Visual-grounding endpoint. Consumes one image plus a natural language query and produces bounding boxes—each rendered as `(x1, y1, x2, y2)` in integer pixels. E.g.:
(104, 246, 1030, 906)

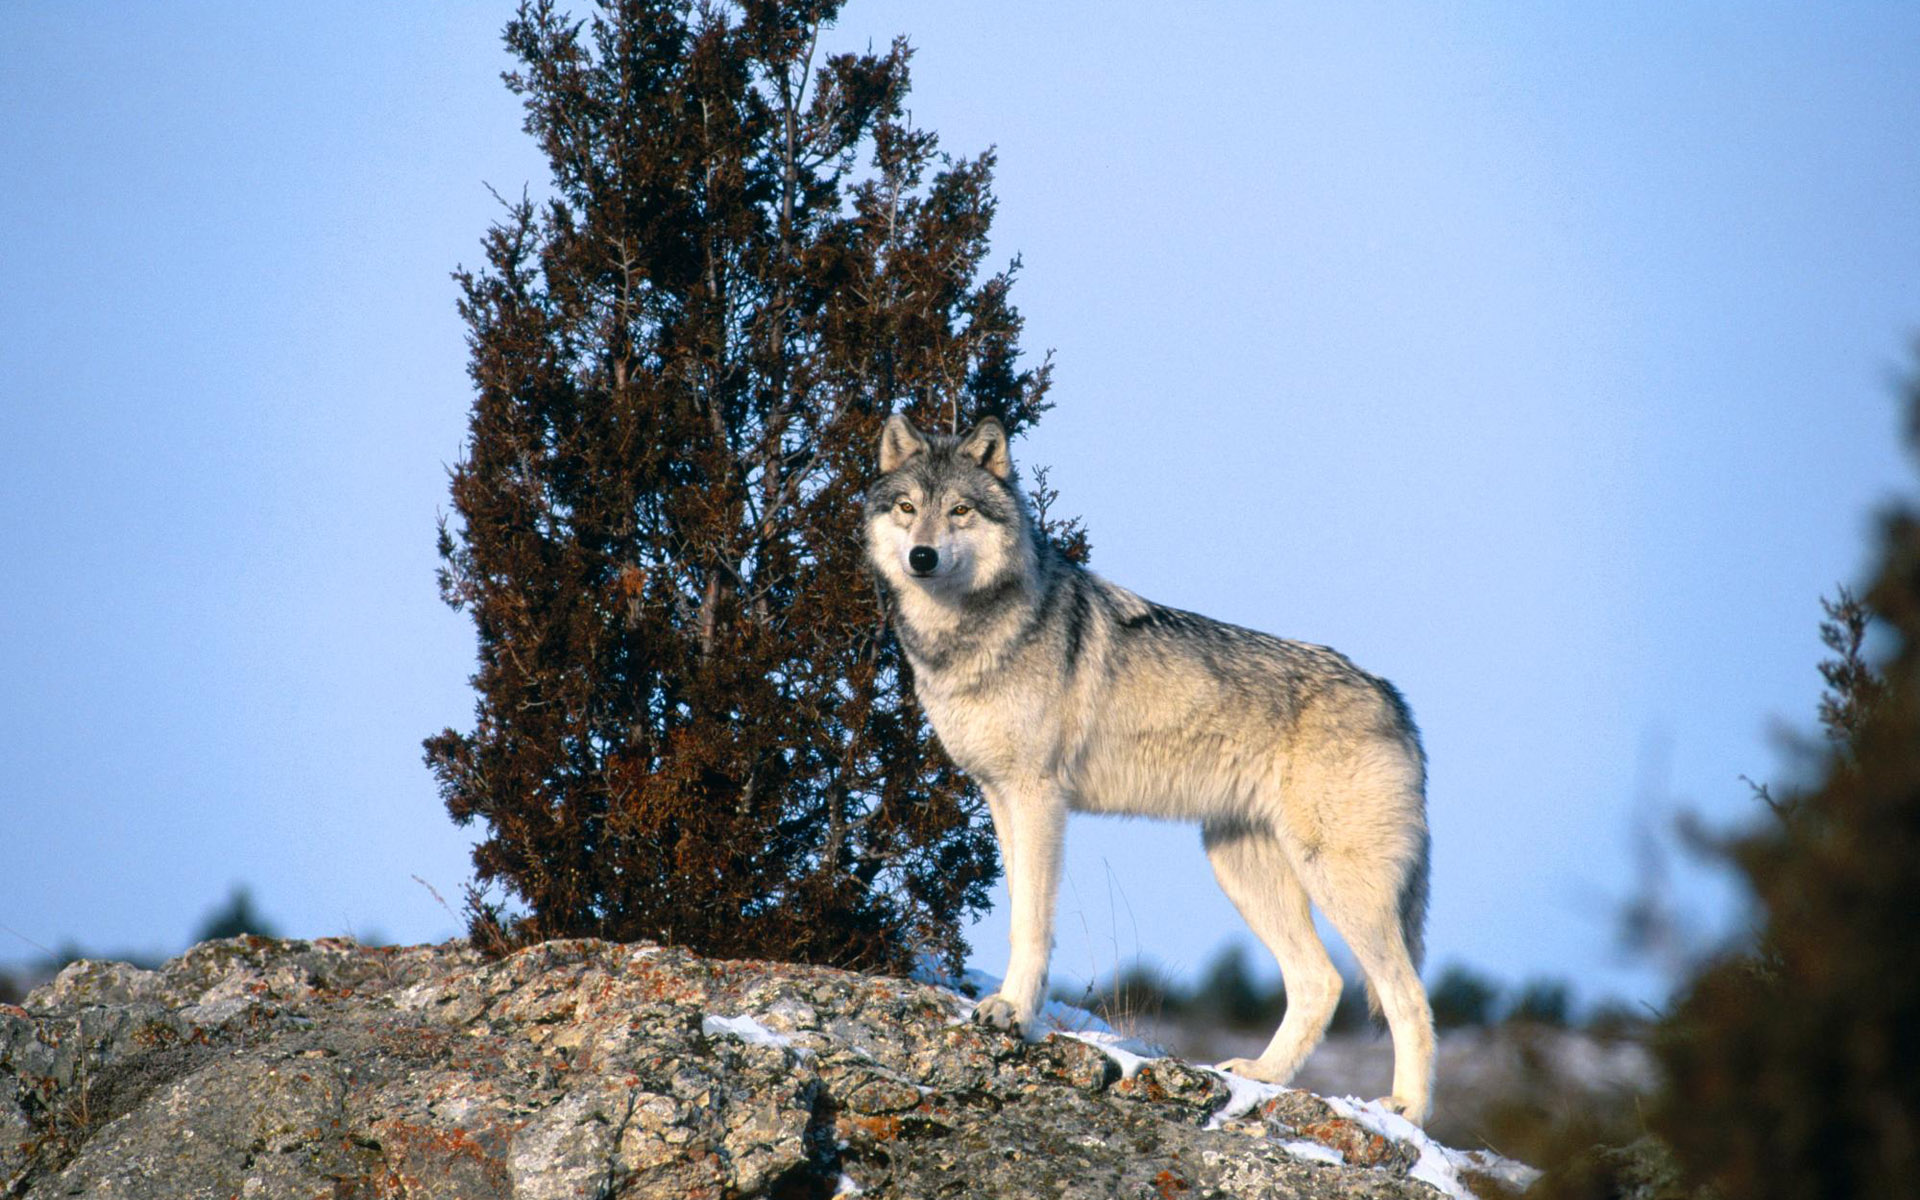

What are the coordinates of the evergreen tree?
(1653, 351, 1920, 1197)
(425, 0, 1073, 972)
(1427, 963, 1501, 1030)
(1191, 943, 1283, 1031)
(193, 886, 279, 943)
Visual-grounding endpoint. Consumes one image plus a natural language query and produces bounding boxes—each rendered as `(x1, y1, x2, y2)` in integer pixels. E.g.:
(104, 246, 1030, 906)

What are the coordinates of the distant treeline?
(1059, 944, 1634, 1035)
(0, 885, 280, 1006)
(5, 884, 1618, 1038)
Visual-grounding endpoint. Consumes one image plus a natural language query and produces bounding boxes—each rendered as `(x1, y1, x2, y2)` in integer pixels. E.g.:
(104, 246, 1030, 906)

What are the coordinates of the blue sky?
(3, 3, 1916, 1013)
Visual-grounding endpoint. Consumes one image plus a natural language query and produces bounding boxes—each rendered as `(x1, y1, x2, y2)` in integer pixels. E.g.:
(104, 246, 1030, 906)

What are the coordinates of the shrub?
(1652, 352, 1920, 1197)
(426, 0, 1073, 973)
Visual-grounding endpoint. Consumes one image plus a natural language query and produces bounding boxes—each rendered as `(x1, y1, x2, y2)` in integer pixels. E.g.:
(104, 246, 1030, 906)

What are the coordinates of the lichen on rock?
(1, 937, 1527, 1197)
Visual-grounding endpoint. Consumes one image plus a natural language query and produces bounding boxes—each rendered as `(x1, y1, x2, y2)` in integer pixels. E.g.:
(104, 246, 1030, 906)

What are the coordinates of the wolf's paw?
(1216, 1056, 1288, 1083)
(1371, 1095, 1428, 1127)
(971, 993, 1025, 1034)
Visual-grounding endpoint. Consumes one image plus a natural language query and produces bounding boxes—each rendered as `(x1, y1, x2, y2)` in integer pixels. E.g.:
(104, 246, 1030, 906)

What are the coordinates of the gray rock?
(1, 937, 1521, 1197)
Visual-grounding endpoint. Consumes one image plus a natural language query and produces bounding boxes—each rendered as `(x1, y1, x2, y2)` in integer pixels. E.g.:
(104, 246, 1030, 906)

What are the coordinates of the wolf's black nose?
(908, 546, 938, 574)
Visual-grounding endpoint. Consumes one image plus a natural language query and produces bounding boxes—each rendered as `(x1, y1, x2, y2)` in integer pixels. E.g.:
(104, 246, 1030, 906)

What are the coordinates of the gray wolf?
(863, 414, 1436, 1123)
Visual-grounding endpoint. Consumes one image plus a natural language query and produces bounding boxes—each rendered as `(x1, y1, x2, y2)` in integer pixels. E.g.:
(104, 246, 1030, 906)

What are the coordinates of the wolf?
(862, 414, 1436, 1122)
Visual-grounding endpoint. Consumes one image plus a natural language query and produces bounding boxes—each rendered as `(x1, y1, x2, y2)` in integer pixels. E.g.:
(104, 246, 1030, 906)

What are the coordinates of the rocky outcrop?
(0, 938, 1530, 1198)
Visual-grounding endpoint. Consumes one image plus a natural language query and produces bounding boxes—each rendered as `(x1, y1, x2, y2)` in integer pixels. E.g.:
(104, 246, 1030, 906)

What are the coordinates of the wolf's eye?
(896, 499, 915, 515)
(951, 504, 971, 517)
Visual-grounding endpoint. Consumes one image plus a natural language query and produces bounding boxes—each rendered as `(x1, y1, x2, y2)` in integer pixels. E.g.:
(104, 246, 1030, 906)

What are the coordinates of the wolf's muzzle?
(908, 546, 939, 575)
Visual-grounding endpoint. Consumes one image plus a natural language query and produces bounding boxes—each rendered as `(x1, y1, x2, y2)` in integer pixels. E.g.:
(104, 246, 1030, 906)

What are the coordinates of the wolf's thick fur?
(863, 415, 1437, 1122)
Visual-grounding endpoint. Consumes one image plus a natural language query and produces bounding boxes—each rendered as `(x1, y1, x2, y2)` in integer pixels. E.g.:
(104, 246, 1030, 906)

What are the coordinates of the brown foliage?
(1647, 349, 1920, 1198)
(426, 0, 1073, 974)
(1514, 351, 1920, 1200)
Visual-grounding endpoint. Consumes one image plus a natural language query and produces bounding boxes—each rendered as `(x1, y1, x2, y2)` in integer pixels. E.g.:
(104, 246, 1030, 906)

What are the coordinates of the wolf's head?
(863, 414, 1032, 600)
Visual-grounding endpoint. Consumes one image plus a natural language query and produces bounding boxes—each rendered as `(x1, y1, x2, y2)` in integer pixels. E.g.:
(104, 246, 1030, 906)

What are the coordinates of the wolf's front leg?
(974, 785, 1066, 1036)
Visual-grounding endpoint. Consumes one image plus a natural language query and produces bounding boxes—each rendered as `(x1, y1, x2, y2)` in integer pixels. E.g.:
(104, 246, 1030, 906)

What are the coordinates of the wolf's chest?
(914, 673, 1057, 783)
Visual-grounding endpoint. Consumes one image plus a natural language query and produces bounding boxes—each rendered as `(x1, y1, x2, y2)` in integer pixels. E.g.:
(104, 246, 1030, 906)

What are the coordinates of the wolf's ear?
(957, 417, 1012, 480)
(878, 414, 930, 474)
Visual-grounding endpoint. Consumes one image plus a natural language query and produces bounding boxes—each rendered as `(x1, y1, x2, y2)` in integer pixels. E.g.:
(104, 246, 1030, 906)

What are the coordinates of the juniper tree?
(1652, 350, 1920, 1198)
(426, 0, 1081, 971)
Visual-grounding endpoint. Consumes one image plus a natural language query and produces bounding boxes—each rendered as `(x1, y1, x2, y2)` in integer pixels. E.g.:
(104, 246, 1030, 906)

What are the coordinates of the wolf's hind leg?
(1295, 840, 1435, 1125)
(1202, 822, 1343, 1087)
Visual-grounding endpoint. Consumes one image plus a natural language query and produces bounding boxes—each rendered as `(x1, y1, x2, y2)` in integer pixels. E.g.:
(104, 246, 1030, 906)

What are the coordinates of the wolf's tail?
(1365, 826, 1431, 1019)
(1399, 827, 1431, 974)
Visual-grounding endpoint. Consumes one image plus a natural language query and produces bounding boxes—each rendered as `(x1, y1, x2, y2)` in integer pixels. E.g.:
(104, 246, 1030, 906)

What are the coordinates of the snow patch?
(921, 970, 1170, 1073)
(702, 1013, 813, 1060)
(1445, 1147, 1546, 1193)
(1277, 1138, 1346, 1166)
(1029, 993, 1165, 1077)
(1322, 1095, 1543, 1199)
(1200, 1069, 1292, 1128)
(1054, 1027, 1162, 1080)
(913, 968, 1541, 1191)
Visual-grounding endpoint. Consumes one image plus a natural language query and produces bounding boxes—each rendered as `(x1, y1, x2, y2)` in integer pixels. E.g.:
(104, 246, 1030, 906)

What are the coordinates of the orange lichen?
(1114, 1071, 1170, 1102)
(349, 1118, 512, 1196)
(841, 1113, 902, 1142)
(1300, 1118, 1400, 1168)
